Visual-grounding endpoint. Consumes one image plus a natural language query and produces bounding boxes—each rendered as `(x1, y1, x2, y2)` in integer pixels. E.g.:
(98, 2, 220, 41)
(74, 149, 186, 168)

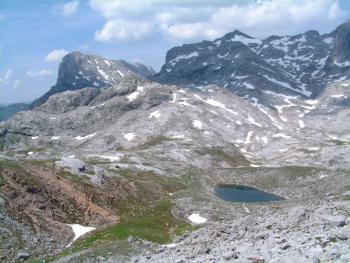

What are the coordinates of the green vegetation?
(16, 147, 45, 155)
(137, 136, 174, 150)
(73, 199, 176, 250)
(175, 223, 199, 236)
(114, 169, 186, 197)
(41, 197, 193, 262)
(195, 146, 248, 166)
(329, 139, 348, 146)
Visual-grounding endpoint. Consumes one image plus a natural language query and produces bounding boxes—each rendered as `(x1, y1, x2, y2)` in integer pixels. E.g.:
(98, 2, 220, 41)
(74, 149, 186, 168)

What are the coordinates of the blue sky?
(0, 0, 350, 104)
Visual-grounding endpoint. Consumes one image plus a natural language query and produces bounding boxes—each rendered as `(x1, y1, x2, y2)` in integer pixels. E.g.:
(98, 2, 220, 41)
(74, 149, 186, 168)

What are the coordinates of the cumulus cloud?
(45, 49, 68, 62)
(26, 69, 54, 78)
(95, 19, 155, 41)
(89, 0, 349, 43)
(59, 1, 80, 16)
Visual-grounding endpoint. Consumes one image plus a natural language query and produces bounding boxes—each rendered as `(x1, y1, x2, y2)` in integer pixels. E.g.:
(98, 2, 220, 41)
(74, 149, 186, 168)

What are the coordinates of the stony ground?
(0, 79, 350, 262)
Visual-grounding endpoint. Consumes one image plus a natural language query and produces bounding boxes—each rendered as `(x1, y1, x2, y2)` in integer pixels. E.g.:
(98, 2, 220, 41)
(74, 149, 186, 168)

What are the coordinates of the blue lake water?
(214, 185, 284, 203)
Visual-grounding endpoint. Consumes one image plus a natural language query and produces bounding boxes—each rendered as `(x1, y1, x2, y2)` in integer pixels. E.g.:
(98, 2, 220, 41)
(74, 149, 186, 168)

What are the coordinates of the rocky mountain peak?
(152, 22, 350, 103)
(31, 52, 152, 108)
(328, 20, 350, 64)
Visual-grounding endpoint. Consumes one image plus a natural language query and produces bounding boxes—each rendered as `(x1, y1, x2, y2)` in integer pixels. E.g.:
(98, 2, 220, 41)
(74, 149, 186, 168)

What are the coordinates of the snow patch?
(231, 35, 262, 45)
(51, 136, 60, 140)
(193, 120, 203, 130)
(75, 133, 96, 141)
(117, 70, 124, 78)
(149, 110, 161, 119)
(330, 94, 347, 99)
(124, 133, 135, 141)
(92, 155, 122, 162)
(273, 133, 291, 139)
(188, 214, 207, 224)
(97, 67, 109, 80)
(247, 115, 262, 127)
(161, 243, 178, 248)
(68, 224, 95, 245)
(127, 91, 139, 101)
(169, 52, 199, 64)
(245, 131, 254, 144)
(261, 136, 268, 144)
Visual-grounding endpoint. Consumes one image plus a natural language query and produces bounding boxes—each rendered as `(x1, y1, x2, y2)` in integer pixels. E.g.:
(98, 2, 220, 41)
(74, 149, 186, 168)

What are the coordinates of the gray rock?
(56, 157, 85, 172)
(15, 251, 30, 261)
(322, 215, 346, 227)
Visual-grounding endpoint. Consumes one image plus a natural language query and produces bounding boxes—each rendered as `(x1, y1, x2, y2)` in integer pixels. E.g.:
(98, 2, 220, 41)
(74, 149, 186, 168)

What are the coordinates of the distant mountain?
(0, 103, 29, 122)
(31, 52, 153, 108)
(152, 21, 350, 104)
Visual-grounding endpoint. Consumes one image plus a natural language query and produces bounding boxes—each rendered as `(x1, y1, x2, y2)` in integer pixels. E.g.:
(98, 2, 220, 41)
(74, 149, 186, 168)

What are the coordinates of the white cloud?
(26, 69, 54, 78)
(90, 0, 349, 43)
(45, 49, 68, 62)
(95, 19, 155, 41)
(0, 69, 22, 90)
(3, 69, 13, 81)
(162, 0, 349, 42)
(59, 1, 80, 16)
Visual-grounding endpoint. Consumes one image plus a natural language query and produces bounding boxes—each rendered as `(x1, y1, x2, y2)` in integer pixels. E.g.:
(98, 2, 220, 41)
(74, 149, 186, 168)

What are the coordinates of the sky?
(0, 0, 350, 104)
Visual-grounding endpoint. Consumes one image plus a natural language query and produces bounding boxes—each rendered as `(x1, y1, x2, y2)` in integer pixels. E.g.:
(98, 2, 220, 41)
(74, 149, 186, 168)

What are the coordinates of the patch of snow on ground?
(75, 133, 96, 140)
(127, 91, 139, 101)
(188, 214, 207, 224)
(162, 243, 178, 248)
(298, 120, 305, 128)
(104, 60, 110, 66)
(27, 151, 33, 155)
(31, 136, 39, 140)
(261, 136, 268, 144)
(97, 67, 109, 80)
(68, 224, 95, 244)
(194, 95, 238, 115)
(245, 131, 254, 144)
(92, 155, 122, 162)
(117, 70, 124, 78)
(331, 94, 347, 98)
(279, 116, 288, 122)
(137, 86, 144, 92)
(149, 110, 161, 119)
(170, 135, 185, 139)
(231, 35, 262, 45)
(169, 52, 199, 64)
(307, 147, 320, 151)
(243, 83, 255, 90)
(279, 148, 289, 152)
(273, 133, 291, 139)
(193, 120, 203, 129)
(250, 164, 260, 168)
(248, 115, 262, 127)
(51, 136, 60, 140)
(124, 133, 135, 141)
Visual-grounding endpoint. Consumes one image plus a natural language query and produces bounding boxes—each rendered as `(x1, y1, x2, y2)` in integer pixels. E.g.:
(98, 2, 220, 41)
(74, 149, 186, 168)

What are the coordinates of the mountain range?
(0, 21, 350, 262)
